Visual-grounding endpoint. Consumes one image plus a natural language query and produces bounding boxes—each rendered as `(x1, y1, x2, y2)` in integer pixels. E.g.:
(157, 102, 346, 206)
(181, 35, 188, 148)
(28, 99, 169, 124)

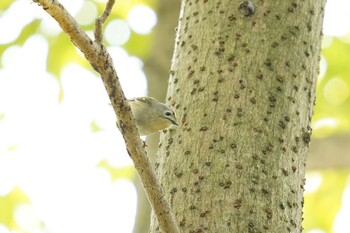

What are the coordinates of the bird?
(120, 97, 178, 136)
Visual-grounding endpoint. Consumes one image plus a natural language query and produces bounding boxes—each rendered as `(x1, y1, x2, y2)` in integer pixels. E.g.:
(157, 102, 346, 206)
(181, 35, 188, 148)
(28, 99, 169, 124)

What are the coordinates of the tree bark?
(150, 0, 326, 232)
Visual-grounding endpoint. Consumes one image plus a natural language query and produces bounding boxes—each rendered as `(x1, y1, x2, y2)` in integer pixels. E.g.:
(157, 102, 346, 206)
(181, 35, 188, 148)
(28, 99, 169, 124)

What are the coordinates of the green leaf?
(0, 187, 31, 230)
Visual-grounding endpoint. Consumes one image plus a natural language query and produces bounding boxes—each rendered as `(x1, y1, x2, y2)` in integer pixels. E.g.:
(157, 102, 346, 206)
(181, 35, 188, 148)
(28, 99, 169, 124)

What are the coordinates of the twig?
(94, 0, 115, 43)
(32, 1, 180, 233)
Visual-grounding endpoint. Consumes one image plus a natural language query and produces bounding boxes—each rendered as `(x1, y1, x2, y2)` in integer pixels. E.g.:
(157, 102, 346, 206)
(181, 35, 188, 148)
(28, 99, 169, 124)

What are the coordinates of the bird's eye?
(165, 111, 172, 117)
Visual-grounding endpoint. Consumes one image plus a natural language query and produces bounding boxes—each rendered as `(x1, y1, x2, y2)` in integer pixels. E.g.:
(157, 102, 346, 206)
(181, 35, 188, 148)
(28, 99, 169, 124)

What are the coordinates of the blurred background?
(0, 0, 349, 233)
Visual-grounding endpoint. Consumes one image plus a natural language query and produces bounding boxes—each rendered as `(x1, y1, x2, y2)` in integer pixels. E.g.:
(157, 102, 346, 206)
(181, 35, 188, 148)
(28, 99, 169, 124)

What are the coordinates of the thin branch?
(308, 134, 350, 170)
(32, 1, 180, 232)
(94, 0, 115, 43)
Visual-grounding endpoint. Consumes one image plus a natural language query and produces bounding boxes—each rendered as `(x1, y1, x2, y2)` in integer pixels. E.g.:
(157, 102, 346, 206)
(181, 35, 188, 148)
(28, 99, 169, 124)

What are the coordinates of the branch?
(94, 0, 115, 43)
(32, 1, 180, 232)
(308, 133, 350, 170)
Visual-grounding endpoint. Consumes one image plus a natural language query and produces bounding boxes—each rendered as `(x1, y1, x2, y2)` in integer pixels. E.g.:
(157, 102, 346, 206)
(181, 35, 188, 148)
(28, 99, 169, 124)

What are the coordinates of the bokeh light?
(323, 78, 349, 106)
(105, 19, 131, 45)
(333, 183, 350, 233)
(305, 172, 323, 194)
(127, 5, 157, 34)
(323, 0, 350, 36)
(76, 1, 98, 26)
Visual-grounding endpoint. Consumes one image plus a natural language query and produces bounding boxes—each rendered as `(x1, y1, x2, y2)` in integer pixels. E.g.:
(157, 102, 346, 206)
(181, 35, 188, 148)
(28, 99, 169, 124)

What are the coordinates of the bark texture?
(151, 0, 326, 232)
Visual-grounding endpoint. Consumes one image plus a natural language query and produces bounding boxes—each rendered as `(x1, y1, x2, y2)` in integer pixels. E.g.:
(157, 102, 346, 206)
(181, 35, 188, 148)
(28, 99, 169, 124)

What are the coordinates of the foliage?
(314, 38, 350, 136)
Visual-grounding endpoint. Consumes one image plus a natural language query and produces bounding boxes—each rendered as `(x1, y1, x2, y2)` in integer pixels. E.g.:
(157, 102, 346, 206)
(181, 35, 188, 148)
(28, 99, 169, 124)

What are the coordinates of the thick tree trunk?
(150, 0, 326, 232)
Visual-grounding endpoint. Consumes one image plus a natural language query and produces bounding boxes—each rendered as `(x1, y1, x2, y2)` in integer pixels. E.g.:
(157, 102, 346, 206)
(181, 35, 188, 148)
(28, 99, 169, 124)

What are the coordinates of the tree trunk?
(150, 0, 326, 232)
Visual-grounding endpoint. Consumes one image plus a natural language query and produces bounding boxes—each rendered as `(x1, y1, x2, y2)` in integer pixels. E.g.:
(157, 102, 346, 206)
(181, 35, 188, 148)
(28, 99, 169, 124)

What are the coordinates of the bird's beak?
(167, 118, 178, 126)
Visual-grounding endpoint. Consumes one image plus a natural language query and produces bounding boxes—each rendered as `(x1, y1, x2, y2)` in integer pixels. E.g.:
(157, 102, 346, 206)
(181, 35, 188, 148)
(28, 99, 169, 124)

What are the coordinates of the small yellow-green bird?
(124, 97, 178, 136)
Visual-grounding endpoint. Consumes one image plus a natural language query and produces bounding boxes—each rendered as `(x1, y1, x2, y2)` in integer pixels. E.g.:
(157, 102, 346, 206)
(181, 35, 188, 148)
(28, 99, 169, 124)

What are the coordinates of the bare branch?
(94, 0, 115, 43)
(32, 1, 180, 232)
(308, 134, 350, 170)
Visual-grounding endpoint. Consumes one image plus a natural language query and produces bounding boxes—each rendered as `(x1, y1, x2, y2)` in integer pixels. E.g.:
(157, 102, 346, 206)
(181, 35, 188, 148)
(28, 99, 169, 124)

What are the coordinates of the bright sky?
(0, 0, 349, 233)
